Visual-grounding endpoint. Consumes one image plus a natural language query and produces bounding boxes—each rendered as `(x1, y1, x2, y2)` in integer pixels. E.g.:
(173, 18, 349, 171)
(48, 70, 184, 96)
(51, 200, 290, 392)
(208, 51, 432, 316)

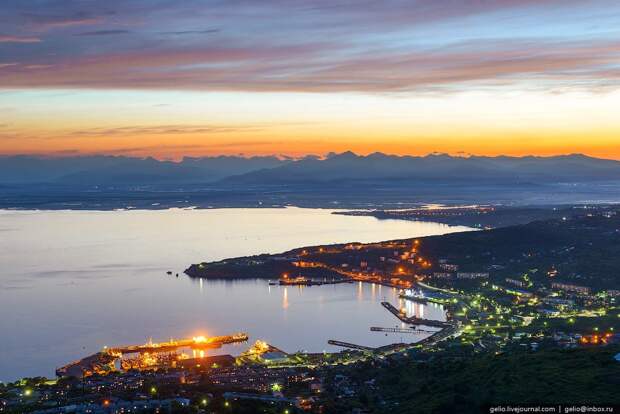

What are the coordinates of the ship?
(280, 275, 313, 285)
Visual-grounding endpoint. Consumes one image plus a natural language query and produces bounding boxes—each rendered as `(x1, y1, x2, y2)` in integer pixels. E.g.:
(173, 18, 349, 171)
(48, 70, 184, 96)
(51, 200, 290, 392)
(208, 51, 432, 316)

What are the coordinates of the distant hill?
(0, 155, 288, 185)
(2, 152, 620, 208)
(2, 152, 619, 187)
(223, 152, 620, 185)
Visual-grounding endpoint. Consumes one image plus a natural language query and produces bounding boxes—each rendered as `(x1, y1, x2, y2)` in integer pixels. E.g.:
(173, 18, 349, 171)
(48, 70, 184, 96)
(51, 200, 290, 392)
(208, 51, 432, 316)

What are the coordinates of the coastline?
(185, 207, 620, 290)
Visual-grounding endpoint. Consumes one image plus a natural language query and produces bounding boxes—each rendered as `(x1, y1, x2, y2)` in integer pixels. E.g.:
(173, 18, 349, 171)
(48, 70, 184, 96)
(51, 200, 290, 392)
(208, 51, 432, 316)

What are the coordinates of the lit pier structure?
(380, 301, 461, 347)
(327, 340, 376, 352)
(399, 288, 454, 305)
(108, 333, 248, 355)
(56, 333, 248, 378)
(370, 326, 435, 334)
(381, 301, 452, 328)
(237, 340, 289, 364)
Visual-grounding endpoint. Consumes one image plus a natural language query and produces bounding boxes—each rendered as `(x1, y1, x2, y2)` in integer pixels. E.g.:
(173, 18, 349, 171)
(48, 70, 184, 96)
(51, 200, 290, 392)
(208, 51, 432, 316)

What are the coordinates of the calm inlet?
(0, 207, 471, 381)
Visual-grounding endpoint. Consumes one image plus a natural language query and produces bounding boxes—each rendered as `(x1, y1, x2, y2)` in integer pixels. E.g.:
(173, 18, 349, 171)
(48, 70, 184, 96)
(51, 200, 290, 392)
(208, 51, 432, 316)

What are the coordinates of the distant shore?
(332, 204, 589, 228)
(3, 203, 612, 230)
(185, 205, 620, 291)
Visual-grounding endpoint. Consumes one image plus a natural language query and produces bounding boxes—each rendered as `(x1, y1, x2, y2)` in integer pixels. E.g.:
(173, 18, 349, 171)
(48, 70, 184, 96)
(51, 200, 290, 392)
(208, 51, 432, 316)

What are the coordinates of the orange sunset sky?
(1, 1, 619, 160)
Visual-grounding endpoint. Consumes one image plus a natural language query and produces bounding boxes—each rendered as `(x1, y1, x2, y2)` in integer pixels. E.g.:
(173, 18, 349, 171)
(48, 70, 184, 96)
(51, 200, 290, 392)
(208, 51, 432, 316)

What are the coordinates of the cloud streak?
(0, 35, 41, 43)
(68, 124, 265, 137)
(74, 30, 131, 36)
(160, 29, 220, 35)
(21, 11, 105, 29)
(1, 37, 619, 93)
(0, 1, 618, 94)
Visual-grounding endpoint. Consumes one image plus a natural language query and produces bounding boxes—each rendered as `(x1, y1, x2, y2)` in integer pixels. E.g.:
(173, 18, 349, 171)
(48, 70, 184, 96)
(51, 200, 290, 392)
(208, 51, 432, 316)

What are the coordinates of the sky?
(1, 0, 620, 160)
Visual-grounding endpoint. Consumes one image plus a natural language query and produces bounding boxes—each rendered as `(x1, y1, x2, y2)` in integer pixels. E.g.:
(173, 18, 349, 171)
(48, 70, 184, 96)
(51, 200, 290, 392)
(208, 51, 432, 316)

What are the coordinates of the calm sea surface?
(0, 207, 471, 381)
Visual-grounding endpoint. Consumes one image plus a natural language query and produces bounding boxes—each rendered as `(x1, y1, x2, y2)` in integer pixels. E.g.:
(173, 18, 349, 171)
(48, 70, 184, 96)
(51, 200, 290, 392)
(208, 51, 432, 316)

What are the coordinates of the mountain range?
(0, 155, 286, 185)
(2, 152, 619, 187)
(223, 152, 620, 185)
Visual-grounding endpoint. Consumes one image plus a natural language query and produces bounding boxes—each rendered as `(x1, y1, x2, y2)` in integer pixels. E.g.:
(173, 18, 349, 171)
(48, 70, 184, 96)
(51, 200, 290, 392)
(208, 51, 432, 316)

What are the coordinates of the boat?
(279, 276, 314, 286)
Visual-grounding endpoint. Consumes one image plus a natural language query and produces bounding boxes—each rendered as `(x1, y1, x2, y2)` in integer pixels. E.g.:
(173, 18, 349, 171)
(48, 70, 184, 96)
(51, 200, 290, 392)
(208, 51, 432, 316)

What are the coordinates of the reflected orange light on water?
(282, 287, 289, 310)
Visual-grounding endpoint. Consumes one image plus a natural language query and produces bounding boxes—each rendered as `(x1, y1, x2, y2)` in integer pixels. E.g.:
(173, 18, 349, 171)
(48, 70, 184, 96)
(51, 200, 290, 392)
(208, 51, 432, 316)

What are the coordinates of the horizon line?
(1, 150, 618, 163)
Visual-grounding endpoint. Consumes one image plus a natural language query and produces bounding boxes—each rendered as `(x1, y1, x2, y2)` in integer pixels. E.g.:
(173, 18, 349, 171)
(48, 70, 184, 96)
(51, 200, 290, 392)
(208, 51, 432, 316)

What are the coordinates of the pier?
(327, 340, 375, 351)
(370, 326, 435, 334)
(108, 333, 248, 355)
(381, 301, 452, 328)
(416, 324, 460, 346)
(57, 333, 249, 378)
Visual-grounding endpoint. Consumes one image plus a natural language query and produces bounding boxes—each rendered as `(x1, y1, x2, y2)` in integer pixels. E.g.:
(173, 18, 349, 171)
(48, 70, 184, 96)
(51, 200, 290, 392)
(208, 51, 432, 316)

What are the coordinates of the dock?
(381, 301, 452, 328)
(328, 340, 375, 351)
(416, 324, 460, 346)
(57, 333, 249, 378)
(370, 326, 434, 334)
(108, 333, 249, 355)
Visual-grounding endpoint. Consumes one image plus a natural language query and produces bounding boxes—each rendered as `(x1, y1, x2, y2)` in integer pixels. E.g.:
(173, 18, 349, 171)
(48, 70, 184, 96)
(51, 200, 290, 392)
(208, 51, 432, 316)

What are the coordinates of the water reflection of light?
(192, 349, 206, 359)
(371, 283, 376, 300)
(400, 298, 448, 322)
(282, 287, 289, 310)
(357, 281, 363, 301)
(402, 299, 425, 318)
(199, 278, 203, 294)
(403, 299, 412, 317)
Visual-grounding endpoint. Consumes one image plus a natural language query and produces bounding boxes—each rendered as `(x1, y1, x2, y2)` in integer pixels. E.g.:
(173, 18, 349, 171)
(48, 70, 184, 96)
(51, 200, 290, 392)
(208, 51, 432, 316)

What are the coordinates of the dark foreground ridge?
(323, 344, 620, 413)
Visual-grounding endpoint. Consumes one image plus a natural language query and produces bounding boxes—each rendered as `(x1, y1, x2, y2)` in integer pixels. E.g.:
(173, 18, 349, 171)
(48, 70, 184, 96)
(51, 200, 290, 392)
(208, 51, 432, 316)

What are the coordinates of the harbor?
(56, 333, 249, 378)
(381, 301, 452, 328)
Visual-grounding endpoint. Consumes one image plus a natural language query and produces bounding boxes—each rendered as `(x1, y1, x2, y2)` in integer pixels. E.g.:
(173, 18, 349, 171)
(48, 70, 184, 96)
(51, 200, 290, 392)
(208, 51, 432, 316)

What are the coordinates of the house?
(457, 272, 489, 279)
(551, 282, 591, 295)
(505, 278, 526, 288)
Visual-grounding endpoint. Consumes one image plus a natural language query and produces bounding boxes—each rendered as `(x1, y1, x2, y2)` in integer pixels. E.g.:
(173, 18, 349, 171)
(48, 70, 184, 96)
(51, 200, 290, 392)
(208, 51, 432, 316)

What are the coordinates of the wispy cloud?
(99, 144, 210, 155)
(0, 37, 618, 93)
(160, 29, 219, 35)
(22, 11, 105, 29)
(68, 124, 264, 137)
(0, 34, 41, 43)
(74, 30, 131, 36)
(0, 0, 618, 94)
